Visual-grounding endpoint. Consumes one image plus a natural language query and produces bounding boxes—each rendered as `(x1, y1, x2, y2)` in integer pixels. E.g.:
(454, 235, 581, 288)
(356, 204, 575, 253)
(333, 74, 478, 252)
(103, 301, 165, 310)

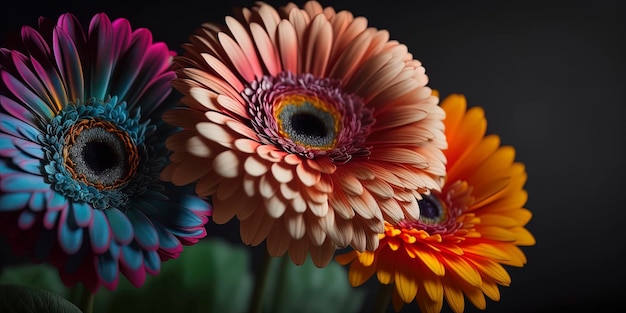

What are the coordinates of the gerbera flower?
(160, 0, 447, 267)
(336, 94, 536, 313)
(0, 13, 211, 292)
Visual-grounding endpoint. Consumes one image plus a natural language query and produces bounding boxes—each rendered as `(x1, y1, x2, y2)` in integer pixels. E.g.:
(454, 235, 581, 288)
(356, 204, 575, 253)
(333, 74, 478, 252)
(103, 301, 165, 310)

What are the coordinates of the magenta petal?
(20, 26, 52, 64)
(121, 261, 146, 288)
(30, 55, 68, 109)
(0, 95, 37, 125)
(111, 18, 132, 62)
(109, 28, 152, 108)
(2, 70, 54, 120)
(87, 13, 114, 101)
(52, 26, 84, 102)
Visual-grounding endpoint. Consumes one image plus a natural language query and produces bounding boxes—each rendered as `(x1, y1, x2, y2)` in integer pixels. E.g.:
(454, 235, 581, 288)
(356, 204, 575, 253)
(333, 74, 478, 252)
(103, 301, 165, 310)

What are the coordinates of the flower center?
(274, 95, 340, 150)
(417, 193, 446, 225)
(244, 72, 375, 163)
(64, 118, 139, 190)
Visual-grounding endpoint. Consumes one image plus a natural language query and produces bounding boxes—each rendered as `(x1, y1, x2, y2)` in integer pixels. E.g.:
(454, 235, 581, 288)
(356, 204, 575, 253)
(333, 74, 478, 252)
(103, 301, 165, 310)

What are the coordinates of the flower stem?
(372, 283, 393, 313)
(72, 284, 94, 313)
(248, 250, 272, 313)
(270, 255, 289, 312)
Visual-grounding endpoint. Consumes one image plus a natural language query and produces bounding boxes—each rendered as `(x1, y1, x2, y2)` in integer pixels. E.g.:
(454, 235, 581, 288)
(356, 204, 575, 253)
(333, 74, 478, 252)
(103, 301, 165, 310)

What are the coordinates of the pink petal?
(277, 20, 299, 74)
(249, 23, 282, 76)
(303, 14, 333, 76)
(218, 32, 256, 83)
(225, 16, 264, 78)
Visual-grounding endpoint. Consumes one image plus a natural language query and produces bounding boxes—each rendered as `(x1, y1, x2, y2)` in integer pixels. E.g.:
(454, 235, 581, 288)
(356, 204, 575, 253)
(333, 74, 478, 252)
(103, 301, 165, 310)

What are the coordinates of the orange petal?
(442, 256, 482, 287)
(213, 150, 241, 178)
(270, 161, 294, 183)
(395, 270, 417, 303)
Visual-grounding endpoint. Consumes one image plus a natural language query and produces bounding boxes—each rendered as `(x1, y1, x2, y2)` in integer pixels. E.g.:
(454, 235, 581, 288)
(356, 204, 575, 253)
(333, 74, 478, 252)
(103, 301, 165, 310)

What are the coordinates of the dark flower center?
(417, 193, 446, 225)
(65, 118, 139, 190)
(275, 96, 339, 150)
(291, 113, 328, 139)
(82, 141, 119, 173)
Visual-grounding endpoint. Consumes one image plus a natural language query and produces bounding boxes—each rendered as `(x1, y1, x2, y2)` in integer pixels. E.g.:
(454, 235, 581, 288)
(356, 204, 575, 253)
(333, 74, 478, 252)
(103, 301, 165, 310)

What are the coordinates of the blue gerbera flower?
(0, 12, 211, 292)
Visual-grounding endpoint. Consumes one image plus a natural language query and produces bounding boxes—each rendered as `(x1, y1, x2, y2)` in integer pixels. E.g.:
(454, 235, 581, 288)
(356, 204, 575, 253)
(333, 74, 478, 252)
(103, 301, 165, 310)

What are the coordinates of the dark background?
(1, 1, 625, 312)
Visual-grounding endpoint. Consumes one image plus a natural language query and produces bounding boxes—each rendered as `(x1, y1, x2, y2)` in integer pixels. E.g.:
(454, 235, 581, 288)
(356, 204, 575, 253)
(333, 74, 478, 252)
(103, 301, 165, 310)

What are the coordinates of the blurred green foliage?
(0, 238, 365, 313)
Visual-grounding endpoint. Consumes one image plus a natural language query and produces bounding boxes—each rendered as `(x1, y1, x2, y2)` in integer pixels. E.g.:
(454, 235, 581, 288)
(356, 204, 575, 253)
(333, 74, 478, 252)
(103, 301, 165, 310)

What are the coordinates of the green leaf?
(262, 256, 365, 313)
(0, 264, 69, 298)
(95, 238, 253, 313)
(0, 284, 82, 313)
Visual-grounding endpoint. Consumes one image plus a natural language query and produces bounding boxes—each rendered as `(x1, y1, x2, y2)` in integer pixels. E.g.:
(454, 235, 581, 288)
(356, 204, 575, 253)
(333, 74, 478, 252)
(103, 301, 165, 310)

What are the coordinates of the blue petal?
(104, 207, 134, 245)
(58, 209, 83, 254)
(134, 198, 204, 231)
(28, 192, 46, 212)
(47, 191, 69, 212)
(126, 209, 158, 250)
(109, 239, 121, 259)
(96, 251, 119, 284)
(143, 250, 160, 275)
(70, 202, 93, 228)
(0, 135, 20, 158)
(18, 210, 36, 229)
(120, 243, 142, 271)
(181, 195, 212, 215)
(16, 140, 44, 159)
(1, 172, 50, 192)
(89, 209, 111, 254)
(15, 157, 42, 175)
(43, 210, 59, 229)
(0, 192, 30, 211)
(16, 123, 43, 143)
(154, 223, 180, 251)
(0, 113, 41, 140)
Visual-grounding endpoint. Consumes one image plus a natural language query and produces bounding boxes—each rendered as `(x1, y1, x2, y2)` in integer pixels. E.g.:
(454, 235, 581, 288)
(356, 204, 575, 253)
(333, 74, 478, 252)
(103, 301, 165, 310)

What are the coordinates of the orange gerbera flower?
(160, 1, 447, 267)
(336, 94, 535, 313)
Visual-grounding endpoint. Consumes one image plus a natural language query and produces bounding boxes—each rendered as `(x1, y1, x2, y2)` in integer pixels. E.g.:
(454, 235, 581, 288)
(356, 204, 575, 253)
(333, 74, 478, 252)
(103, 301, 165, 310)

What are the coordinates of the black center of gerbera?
(291, 112, 328, 139)
(65, 119, 139, 189)
(82, 141, 119, 174)
(417, 193, 446, 224)
(276, 100, 338, 149)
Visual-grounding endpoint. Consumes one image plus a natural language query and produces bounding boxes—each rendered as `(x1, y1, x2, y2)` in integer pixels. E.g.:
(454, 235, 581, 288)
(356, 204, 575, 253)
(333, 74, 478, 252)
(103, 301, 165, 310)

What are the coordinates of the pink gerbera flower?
(161, 1, 447, 267)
